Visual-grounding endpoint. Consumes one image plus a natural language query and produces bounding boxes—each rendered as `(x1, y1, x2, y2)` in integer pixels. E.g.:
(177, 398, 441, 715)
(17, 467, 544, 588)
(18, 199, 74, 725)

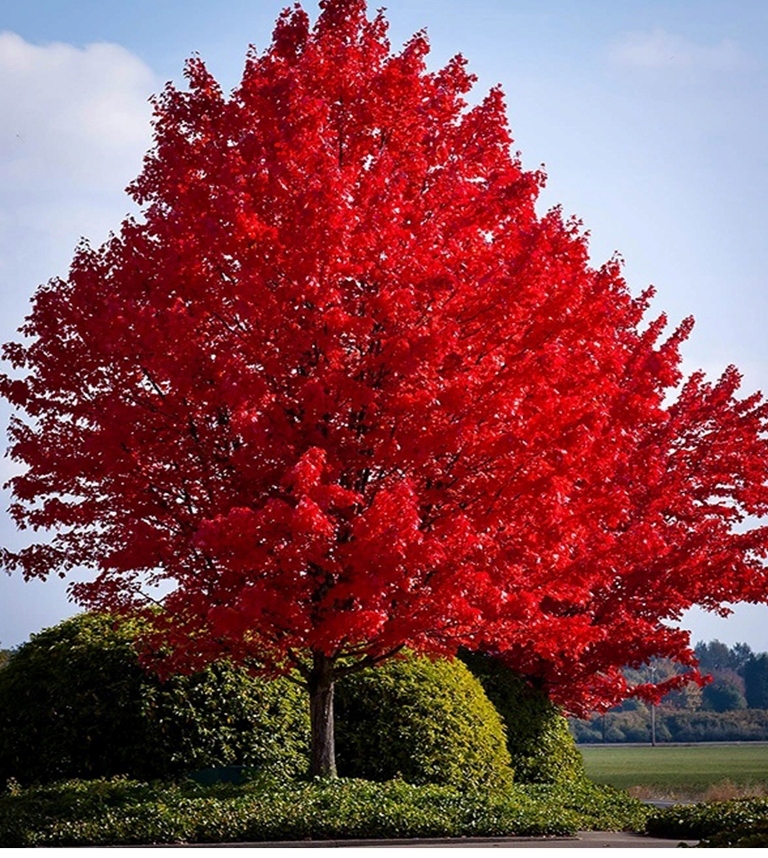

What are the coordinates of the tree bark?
(308, 650, 337, 778)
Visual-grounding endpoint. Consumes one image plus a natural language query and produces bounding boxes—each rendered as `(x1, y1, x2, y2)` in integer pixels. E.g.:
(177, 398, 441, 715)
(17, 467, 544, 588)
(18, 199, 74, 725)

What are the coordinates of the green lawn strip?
(0, 777, 647, 847)
(580, 743, 768, 793)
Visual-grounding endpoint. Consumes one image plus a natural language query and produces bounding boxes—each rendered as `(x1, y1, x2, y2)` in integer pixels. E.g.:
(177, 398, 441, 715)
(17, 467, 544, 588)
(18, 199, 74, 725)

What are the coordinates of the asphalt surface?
(176, 831, 698, 848)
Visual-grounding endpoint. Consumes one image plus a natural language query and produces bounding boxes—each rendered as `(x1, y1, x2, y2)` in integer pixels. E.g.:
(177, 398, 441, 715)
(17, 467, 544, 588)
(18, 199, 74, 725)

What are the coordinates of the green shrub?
(0, 776, 648, 846)
(701, 821, 768, 848)
(459, 651, 584, 784)
(646, 796, 768, 845)
(527, 779, 649, 832)
(0, 615, 585, 795)
(0, 614, 309, 785)
(335, 654, 514, 791)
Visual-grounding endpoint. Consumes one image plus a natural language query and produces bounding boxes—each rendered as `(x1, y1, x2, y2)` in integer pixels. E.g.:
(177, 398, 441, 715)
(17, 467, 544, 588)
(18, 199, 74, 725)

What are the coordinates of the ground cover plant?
(0, 776, 648, 847)
(646, 797, 768, 847)
(3, 0, 768, 779)
(580, 743, 768, 798)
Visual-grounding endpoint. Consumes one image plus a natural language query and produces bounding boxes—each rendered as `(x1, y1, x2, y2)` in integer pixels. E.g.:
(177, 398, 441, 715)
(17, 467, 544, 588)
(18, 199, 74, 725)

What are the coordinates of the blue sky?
(1, 0, 767, 650)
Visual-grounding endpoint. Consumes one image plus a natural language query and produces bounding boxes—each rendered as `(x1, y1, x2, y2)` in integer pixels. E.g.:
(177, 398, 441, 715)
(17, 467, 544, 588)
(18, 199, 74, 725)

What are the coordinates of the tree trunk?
(308, 650, 337, 778)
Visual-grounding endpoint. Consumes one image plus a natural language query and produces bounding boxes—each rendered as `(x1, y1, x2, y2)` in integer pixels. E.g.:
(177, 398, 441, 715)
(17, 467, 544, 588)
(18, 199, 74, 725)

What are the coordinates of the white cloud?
(0, 34, 157, 343)
(0, 32, 155, 188)
(609, 29, 755, 75)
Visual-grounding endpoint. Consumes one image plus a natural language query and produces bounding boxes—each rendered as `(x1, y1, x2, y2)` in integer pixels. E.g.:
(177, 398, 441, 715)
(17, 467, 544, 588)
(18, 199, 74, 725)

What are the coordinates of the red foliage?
(2, 0, 768, 718)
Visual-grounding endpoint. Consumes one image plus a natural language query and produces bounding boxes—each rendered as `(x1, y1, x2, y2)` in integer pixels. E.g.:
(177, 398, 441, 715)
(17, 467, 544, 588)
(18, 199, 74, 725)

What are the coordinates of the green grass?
(580, 743, 768, 796)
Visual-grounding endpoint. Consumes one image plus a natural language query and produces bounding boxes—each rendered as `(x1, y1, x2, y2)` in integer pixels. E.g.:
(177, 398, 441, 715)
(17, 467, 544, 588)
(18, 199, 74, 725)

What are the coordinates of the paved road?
(180, 831, 698, 848)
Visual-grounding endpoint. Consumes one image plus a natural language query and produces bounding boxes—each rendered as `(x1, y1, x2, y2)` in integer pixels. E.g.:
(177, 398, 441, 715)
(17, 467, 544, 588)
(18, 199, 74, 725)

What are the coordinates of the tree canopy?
(2, 0, 768, 773)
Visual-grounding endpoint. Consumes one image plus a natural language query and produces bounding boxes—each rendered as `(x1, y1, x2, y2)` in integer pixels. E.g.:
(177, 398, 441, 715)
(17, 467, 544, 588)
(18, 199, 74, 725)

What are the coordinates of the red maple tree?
(3, 0, 768, 775)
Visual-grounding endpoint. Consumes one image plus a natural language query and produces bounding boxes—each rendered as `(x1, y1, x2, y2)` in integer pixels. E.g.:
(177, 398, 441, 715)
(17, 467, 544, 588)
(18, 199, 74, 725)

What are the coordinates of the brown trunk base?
(308, 650, 337, 778)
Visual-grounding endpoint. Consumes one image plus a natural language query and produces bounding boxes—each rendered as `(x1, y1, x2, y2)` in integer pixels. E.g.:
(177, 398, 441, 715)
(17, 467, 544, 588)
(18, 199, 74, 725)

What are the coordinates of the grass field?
(580, 743, 768, 799)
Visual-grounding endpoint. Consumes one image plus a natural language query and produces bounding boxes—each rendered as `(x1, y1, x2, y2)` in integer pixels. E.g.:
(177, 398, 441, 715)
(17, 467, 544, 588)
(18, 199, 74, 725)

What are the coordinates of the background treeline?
(571, 640, 768, 743)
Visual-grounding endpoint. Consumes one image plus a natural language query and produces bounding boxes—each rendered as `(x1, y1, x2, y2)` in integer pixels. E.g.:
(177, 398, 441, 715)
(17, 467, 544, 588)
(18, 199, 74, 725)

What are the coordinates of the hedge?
(0, 614, 310, 784)
(1, 614, 582, 795)
(459, 650, 585, 784)
(646, 797, 768, 847)
(335, 654, 513, 791)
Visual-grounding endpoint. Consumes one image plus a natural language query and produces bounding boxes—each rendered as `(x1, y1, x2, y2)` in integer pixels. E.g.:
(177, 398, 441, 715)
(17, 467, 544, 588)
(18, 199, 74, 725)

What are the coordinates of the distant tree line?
(571, 640, 768, 743)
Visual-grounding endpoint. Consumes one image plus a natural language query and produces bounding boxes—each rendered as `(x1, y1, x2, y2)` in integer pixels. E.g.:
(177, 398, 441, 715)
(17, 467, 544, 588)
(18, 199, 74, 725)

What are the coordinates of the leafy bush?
(701, 821, 768, 848)
(459, 651, 585, 784)
(646, 796, 768, 846)
(0, 776, 648, 846)
(0, 614, 309, 785)
(0, 616, 589, 796)
(528, 780, 649, 832)
(335, 654, 513, 791)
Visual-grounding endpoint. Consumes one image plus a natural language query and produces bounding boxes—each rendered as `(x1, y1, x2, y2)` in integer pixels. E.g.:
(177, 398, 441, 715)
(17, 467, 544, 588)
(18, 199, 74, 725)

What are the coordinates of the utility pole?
(650, 663, 657, 747)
